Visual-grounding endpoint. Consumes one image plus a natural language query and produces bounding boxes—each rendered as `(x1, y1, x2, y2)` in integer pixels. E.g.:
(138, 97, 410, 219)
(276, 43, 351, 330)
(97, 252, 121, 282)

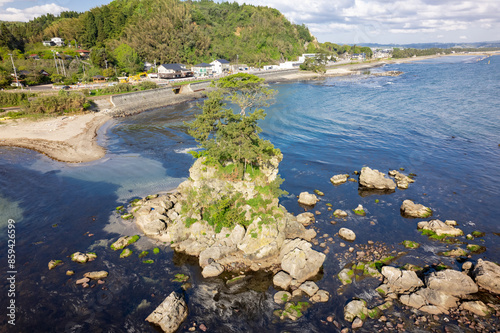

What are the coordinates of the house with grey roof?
(158, 63, 194, 79)
(192, 63, 214, 77)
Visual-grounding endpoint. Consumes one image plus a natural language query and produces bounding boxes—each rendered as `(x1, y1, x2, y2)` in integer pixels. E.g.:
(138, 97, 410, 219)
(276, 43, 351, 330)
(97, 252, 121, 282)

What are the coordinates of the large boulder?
(202, 262, 224, 278)
(338, 228, 356, 241)
(400, 200, 432, 218)
(400, 288, 459, 314)
(279, 239, 325, 283)
(296, 212, 315, 226)
(417, 220, 463, 237)
(146, 292, 188, 333)
(136, 214, 168, 241)
(273, 271, 293, 290)
(472, 259, 500, 294)
(381, 266, 424, 294)
(460, 301, 491, 316)
(237, 217, 286, 260)
(425, 269, 478, 296)
(297, 192, 319, 206)
(344, 299, 368, 322)
(299, 281, 319, 297)
(359, 167, 396, 191)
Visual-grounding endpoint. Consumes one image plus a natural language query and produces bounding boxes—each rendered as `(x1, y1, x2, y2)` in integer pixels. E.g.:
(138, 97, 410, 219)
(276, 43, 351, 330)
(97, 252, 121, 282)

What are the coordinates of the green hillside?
(0, 0, 315, 77)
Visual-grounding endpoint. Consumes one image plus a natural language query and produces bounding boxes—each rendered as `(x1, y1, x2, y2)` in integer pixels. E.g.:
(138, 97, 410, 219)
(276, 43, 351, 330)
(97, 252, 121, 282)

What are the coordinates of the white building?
(51, 37, 65, 47)
(210, 59, 230, 75)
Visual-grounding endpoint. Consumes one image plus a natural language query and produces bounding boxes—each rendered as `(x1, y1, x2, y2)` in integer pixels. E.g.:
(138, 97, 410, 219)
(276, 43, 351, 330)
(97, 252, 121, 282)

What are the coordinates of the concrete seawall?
(109, 85, 211, 116)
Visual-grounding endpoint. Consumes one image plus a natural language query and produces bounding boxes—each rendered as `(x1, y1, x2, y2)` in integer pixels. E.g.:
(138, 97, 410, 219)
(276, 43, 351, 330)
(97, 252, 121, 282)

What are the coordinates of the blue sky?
(1, 0, 499, 45)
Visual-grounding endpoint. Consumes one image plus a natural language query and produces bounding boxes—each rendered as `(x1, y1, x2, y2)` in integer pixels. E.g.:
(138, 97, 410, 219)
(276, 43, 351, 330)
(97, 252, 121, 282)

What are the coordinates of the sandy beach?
(1, 51, 497, 164)
(0, 112, 110, 163)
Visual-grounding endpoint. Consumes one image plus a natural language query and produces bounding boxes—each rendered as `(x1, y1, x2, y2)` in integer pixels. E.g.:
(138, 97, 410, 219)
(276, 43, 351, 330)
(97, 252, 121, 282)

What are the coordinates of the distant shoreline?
(1, 51, 497, 163)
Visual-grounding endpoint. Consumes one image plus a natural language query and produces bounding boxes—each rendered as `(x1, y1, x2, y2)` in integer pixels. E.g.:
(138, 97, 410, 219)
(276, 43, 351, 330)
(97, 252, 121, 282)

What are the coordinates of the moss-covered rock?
(110, 235, 140, 250)
(402, 240, 420, 249)
(120, 248, 133, 258)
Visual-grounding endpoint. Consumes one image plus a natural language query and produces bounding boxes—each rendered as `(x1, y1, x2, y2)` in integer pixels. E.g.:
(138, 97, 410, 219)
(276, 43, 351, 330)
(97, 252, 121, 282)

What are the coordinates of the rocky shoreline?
(107, 160, 500, 332)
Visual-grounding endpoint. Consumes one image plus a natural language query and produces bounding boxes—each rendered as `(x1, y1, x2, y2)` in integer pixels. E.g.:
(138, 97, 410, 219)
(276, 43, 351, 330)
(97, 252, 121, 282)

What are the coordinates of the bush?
(0, 91, 36, 107)
(22, 93, 90, 115)
(138, 81, 157, 90)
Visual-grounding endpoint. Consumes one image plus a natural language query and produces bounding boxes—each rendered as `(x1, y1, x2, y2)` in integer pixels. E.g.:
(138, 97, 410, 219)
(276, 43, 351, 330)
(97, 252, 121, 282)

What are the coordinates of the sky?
(1, 0, 499, 45)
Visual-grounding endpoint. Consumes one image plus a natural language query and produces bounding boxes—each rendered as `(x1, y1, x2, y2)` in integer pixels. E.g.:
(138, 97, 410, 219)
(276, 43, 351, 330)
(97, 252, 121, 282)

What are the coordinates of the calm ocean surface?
(1, 55, 499, 331)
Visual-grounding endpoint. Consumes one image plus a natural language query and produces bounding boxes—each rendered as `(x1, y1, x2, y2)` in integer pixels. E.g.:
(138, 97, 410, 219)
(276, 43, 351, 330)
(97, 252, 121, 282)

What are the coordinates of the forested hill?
(1, 0, 316, 66)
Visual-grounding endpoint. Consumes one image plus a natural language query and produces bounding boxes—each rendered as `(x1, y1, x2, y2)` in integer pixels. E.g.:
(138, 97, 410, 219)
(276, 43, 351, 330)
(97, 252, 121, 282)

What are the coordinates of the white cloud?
(460, 35, 468, 39)
(236, 0, 500, 43)
(0, 3, 69, 22)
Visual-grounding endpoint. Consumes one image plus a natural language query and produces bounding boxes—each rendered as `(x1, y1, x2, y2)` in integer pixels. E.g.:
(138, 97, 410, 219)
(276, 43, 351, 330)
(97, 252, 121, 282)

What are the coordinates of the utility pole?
(8, 53, 22, 90)
(52, 50, 59, 75)
(60, 58, 67, 77)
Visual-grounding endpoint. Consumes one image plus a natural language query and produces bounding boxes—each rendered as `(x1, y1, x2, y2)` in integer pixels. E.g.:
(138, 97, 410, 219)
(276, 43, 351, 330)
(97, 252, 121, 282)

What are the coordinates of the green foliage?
(153, 247, 160, 254)
(21, 93, 90, 115)
(0, 91, 35, 107)
(203, 195, 246, 233)
(299, 50, 330, 73)
(138, 251, 149, 258)
(188, 74, 280, 173)
(112, 43, 143, 74)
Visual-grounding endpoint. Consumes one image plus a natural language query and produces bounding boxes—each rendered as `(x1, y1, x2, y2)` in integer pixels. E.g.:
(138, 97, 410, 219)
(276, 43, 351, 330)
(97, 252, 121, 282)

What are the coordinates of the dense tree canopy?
(188, 74, 280, 172)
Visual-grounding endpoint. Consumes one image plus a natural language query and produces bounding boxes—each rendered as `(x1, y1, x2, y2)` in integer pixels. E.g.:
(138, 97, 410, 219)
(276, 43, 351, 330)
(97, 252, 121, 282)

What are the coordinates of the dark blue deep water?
(1, 55, 499, 332)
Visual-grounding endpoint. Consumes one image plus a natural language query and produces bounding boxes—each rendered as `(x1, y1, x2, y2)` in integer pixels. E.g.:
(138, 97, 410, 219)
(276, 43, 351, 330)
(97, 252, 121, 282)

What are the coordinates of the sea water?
(0, 55, 499, 331)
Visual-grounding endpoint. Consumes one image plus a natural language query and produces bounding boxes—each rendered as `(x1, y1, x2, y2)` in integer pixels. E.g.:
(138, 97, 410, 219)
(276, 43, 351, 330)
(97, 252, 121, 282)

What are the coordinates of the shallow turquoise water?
(0, 55, 499, 331)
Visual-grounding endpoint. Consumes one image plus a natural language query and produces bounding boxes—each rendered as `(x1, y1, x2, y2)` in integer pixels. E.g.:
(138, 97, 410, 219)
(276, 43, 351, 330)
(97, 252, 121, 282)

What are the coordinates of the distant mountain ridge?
(359, 40, 500, 49)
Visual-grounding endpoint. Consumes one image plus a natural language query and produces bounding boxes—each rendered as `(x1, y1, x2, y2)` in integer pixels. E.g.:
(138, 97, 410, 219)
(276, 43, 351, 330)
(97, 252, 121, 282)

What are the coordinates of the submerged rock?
(298, 192, 319, 206)
(359, 167, 396, 191)
(472, 259, 500, 294)
(330, 174, 349, 185)
(400, 200, 432, 218)
(146, 292, 188, 333)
